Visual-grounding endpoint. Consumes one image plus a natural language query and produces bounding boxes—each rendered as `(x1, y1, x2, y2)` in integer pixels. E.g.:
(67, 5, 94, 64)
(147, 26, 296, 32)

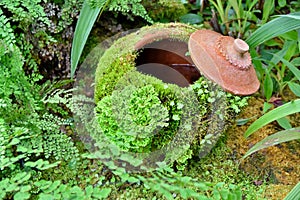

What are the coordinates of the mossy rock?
(93, 23, 248, 171)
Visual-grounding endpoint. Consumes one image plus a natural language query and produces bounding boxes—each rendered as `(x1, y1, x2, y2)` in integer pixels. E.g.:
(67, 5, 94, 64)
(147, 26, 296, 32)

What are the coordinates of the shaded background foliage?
(0, 0, 300, 199)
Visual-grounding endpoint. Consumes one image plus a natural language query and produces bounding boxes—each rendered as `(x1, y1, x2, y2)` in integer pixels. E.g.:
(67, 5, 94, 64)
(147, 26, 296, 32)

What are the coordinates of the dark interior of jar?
(135, 39, 201, 87)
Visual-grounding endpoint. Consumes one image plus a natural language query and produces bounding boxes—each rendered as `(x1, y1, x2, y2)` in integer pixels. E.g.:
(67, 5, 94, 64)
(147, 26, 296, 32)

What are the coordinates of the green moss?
(95, 70, 194, 154)
(94, 23, 197, 103)
(186, 136, 266, 200)
(94, 53, 136, 102)
(143, 0, 188, 22)
(94, 23, 249, 171)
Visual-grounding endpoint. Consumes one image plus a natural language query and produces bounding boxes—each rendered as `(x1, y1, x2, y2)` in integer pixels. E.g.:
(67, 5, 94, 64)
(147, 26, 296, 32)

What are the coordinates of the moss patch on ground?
(226, 96, 300, 198)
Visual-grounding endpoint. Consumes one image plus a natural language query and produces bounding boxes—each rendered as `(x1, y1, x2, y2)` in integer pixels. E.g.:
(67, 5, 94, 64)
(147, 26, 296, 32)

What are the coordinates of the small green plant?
(137, 166, 243, 200)
(242, 13, 300, 158)
(1, 0, 84, 78)
(243, 99, 300, 157)
(207, 0, 259, 38)
(0, 40, 81, 199)
(71, 0, 153, 77)
(244, 12, 300, 100)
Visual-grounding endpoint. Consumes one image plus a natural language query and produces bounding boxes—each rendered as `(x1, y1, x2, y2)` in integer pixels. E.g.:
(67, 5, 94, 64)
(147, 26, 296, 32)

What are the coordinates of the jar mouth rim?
(135, 38, 201, 87)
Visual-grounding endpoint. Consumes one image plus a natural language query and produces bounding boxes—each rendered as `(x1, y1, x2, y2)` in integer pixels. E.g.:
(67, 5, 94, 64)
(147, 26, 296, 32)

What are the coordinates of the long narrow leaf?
(276, 117, 292, 130)
(244, 99, 300, 137)
(273, 54, 300, 81)
(284, 182, 300, 200)
(246, 12, 300, 48)
(288, 82, 300, 97)
(243, 127, 300, 158)
(71, 1, 101, 78)
(263, 70, 273, 101)
(262, 0, 274, 23)
(280, 12, 300, 20)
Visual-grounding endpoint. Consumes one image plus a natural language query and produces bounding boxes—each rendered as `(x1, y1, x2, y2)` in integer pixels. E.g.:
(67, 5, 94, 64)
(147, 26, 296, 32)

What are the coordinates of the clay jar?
(95, 23, 259, 102)
(134, 24, 201, 87)
(96, 23, 202, 89)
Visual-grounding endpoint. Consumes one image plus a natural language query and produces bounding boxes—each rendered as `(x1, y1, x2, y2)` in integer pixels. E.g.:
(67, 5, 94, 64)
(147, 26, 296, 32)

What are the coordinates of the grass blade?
(284, 182, 300, 200)
(276, 117, 292, 130)
(274, 54, 300, 81)
(288, 82, 300, 97)
(262, 0, 274, 23)
(246, 12, 300, 48)
(71, 1, 101, 78)
(244, 99, 300, 137)
(243, 127, 300, 158)
(263, 69, 273, 101)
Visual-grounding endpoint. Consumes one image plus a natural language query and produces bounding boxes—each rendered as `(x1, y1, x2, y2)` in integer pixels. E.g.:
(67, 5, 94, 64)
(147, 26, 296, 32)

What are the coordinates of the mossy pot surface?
(93, 23, 248, 171)
(94, 23, 198, 103)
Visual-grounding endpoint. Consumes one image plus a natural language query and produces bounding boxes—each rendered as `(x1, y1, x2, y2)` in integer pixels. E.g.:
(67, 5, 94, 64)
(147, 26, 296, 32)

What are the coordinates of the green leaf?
(263, 70, 273, 100)
(236, 118, 250, 126)
(180, 13, 203, 24)
(92, 188, 111, 199)
(71, 0, 101, 78)
(43, 181, 61, 193)
(180, 188, 197, 199)
(291, 57, 300, 66)
(127, 176, 139, 183)
(263, 102, 273, 113)
(273, 54, 300, 81)
(14, 192, 31, 200)
(9, 138, 20, 146)
(85, 185, 93, 197)
(288, 82, 300, 97)
(20, 185, 31, 192)
(278, 0, 286, 7)
(284, 182, 300, 200)
(158, 188, 174, 200)
(236, 116, 256, 126)
(219, 189, 229, 199)
(270, 40, 297, 65)
(276, 117, 292, 130)
(244, 99, 300, 137)
(243, 127, 300, 158)
(37, 193, 54, 200)
(262, 0, 274, 23)
(246, 12, 300, 48)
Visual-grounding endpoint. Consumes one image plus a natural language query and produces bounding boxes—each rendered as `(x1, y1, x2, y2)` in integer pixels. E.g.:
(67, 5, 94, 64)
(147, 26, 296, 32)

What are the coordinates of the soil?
(226, 95, 300, 199)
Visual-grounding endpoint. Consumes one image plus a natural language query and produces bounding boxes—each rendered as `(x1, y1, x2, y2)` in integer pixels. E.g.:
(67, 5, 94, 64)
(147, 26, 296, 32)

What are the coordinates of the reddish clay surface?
(135, 39, 200, 86)
(189, 30, 260, 95)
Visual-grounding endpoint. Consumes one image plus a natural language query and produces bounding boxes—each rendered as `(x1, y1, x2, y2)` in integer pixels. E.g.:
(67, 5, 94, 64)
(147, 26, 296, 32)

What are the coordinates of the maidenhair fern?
(43, 133, 79, 161)
(0, 0, 50, 28)
(0, 40, 81, 199)
(0, 10, 15, 45)
(106, 0, 153, 22)
(88, 0, 153, 23)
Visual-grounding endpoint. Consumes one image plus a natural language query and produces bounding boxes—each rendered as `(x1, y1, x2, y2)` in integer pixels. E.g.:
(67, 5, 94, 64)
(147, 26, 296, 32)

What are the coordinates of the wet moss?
(226, 96, 300, 197)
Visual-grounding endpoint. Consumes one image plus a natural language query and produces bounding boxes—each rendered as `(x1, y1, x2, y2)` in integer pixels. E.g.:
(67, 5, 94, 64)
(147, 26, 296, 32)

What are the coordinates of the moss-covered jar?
(93, 23, 248, 171)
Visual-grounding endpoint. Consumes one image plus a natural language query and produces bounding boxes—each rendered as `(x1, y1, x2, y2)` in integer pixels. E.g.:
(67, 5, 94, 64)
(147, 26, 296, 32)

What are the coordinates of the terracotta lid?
(188, 30, 260, 95)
